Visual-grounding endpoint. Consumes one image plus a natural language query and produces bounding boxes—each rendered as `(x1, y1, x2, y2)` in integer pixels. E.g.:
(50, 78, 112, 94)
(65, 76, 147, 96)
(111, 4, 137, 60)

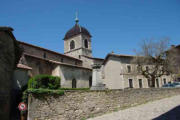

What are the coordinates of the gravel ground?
(88, 95, 180, 120)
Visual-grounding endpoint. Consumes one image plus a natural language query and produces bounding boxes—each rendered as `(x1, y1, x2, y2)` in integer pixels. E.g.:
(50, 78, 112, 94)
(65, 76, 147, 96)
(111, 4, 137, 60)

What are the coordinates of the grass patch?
(80, 118, 86, 120)
(58, 88, 90, 91)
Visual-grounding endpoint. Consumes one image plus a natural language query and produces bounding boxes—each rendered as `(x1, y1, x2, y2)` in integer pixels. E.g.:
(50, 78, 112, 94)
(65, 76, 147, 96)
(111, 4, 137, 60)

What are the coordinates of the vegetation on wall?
(22, 75, 61, 102)
(28, 74, 61, 89)
(58, 88, 90, 90)
(28, 88, 64, 95)
(22, 74, 90, 102)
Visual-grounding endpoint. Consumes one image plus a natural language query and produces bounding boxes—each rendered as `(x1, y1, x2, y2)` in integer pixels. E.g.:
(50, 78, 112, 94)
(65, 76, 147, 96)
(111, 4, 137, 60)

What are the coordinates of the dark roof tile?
(64, 24, 91, 40)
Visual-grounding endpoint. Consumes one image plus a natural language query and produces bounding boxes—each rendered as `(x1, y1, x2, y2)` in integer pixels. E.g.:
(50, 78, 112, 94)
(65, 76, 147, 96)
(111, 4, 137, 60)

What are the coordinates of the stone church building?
(14, 18, 174, 90)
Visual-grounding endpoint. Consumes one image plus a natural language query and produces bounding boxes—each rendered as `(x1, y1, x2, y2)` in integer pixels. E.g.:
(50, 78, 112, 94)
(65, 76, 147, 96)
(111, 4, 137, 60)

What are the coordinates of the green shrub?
(28, 74, 61, 89)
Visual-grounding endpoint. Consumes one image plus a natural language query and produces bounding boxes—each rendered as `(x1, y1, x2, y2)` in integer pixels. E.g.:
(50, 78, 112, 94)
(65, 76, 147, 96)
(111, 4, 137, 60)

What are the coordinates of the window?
(139, 79, 143, 88)
(127, 65, 131, 73)
(72, 79, 76, 88)
(163, 78, 166, 84)
(84, 39, 88, 48)
(89, 76, 92, 88)
(148, 79, 151, 87)
(43, 52, 46, 58)
(156, 79, 159, 87)
(79, 55, 81, 59)
(137, 65, 141, 73)
(70, 40, 75, 50)
(146, 66, 149, 71)
(129, 79, 133, 88)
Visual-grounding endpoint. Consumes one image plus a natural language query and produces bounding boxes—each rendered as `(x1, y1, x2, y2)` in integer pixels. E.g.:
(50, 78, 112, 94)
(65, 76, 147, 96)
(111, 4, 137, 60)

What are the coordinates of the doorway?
(72, 79, 76, 88)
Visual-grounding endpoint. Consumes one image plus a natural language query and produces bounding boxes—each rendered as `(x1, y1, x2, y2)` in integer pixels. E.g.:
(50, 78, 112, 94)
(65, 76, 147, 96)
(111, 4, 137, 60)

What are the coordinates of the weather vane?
(75, 11, 79, 23)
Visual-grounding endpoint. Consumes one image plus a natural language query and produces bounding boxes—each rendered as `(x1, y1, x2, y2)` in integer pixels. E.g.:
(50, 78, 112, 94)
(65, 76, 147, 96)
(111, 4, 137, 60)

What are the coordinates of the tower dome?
(64, 18, 91, 40)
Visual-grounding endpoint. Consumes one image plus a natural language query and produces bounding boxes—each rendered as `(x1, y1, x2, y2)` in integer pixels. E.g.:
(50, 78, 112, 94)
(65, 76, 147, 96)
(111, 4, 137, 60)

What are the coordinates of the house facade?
(101, 53, 173, 89)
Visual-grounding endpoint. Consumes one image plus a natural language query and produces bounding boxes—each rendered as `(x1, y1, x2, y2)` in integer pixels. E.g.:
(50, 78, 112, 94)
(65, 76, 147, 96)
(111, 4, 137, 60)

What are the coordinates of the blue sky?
(1, 0, 180, 58)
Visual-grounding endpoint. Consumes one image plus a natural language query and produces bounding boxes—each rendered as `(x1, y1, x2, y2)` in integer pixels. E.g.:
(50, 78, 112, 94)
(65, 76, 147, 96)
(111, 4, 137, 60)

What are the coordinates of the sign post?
(18, 102, 27, 120)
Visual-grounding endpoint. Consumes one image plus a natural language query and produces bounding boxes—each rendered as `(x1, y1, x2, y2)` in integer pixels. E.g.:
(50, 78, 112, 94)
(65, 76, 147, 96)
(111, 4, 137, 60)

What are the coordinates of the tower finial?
(75, 11, 79, 23)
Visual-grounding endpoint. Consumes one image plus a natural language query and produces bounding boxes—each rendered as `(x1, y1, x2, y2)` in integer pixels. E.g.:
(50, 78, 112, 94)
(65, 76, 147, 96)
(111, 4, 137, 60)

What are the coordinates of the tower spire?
(75, 11, 79, 23)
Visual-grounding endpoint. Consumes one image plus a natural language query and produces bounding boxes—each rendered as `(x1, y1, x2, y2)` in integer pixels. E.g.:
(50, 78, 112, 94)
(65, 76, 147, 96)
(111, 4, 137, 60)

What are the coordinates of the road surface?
(88, 95, 180, 120)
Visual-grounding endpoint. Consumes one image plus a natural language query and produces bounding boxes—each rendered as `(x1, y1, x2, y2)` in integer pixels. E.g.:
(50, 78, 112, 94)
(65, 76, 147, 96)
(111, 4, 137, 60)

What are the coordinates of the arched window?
(72, 78, 76, 88)
(70, 40, 75, 50)
(84, 39, 88, 48)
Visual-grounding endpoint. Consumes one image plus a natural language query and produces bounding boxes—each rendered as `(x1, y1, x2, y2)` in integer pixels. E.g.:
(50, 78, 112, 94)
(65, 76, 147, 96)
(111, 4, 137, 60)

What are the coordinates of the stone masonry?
(28, 88, 180, 120)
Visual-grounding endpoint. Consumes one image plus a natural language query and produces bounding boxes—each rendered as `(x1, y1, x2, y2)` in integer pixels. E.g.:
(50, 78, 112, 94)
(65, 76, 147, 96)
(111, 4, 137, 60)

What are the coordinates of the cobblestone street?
(88, 95, 180, 120)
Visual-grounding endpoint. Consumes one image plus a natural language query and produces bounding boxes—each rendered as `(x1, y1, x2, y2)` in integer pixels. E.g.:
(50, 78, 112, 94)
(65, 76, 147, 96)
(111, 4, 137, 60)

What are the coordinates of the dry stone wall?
(28, 88, 180, 120)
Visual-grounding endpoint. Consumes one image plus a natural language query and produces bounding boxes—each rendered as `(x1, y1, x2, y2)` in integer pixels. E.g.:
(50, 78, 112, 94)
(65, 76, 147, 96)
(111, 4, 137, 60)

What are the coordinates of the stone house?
(101, 53, 173, 89)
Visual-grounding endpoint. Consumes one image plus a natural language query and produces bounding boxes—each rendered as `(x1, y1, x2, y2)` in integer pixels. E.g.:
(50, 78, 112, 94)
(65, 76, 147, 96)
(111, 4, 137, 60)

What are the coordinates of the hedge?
(27, 88, 64, 95)
(28, 74, 61, 89)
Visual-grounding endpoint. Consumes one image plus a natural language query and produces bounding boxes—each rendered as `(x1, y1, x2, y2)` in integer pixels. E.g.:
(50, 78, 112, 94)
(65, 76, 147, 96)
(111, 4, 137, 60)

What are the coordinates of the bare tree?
(133, 38, 171, 87)
(166, 44, 180, 81)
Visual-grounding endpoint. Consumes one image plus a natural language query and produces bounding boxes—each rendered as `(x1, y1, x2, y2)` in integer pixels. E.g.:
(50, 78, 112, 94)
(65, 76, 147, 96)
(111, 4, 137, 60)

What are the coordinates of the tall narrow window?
(148, 79, 151, 87)
(156, 79, 159, 87)
(146, 66, 149, 71)
(89, 76, 92, 88)
(70, 40, 75, 50)
(139, 79, 143, 88)
(72, 79, 76, 88)
(84, 39, 88, 48)
(127, 65, 131, 73)
(163, 78, 166, 84)
(43, 52, 46, 58)
(137, 65, 141, 73)
(129, 79, 133, 88)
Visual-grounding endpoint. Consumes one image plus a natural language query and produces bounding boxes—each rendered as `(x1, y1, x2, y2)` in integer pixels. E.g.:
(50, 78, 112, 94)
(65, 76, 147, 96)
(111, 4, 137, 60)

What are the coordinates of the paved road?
(88, 95, 180, 120)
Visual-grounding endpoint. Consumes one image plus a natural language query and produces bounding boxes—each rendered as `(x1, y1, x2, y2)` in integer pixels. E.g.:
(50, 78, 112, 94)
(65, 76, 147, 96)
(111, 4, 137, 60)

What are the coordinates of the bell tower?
(63, 13, 92, 59)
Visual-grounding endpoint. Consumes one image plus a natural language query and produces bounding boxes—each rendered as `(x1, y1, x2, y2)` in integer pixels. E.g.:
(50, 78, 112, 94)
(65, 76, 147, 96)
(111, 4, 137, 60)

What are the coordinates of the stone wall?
(52, 65, 92, 88)
(25, 56, 54, 76)
(0, 27, 21, 120)
(13, 69, 30, 90)
(28, 88, 180, 120)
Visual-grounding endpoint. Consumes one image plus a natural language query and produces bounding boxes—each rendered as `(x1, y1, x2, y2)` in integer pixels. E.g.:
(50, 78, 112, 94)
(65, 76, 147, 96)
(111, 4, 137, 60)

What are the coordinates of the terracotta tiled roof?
(17, 64, 32, 70)
(24, 53, 92, 70)
(64, 23, 91, 40)
(17, 40, 82, 62)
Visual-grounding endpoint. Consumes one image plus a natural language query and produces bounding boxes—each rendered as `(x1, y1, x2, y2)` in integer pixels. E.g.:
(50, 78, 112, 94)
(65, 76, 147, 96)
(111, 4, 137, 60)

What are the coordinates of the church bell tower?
(63, 13, 92, 59)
